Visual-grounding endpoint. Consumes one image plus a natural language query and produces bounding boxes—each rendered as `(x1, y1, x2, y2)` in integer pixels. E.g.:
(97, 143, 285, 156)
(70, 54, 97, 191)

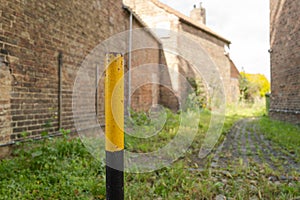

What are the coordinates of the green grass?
(226, 100, 267, 118)
(258, 116, 300, 162)
(125, 109, 181, 153)
(0, 138, 105, 200)
(124, 159, 300, 199)
(0, 103, 299, 199)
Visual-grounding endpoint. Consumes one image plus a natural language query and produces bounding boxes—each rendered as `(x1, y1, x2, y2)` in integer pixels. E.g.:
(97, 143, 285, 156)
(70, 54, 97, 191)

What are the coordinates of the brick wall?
(180, 23, 232, 103)
(0, 54, 12, 144)
(158, 52, 179, 111)
(124, 0, 238, 104)
(269, 0, 300, 125)
(0, 0, 165, 145)
(0, 0, 122, 142)
(129, 17, 161, 111)
(229, 56, 240, 102)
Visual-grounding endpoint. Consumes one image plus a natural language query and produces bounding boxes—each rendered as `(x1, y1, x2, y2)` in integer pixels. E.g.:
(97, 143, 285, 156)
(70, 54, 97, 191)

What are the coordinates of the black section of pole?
(106, 150, 124, 200)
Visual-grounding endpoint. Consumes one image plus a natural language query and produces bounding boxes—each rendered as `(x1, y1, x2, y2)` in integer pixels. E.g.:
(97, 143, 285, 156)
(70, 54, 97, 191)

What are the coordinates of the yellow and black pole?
(105, 53, 124, 200)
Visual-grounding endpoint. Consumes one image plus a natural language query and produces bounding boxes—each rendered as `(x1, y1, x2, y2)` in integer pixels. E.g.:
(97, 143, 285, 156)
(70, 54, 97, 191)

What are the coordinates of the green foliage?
(239, 72, 270, 102)
(128, 109, 151, 126)
(186, 77, 207, 109)
(0, 135, 105, 200)
(60, 128, 71, 139)
(125, 108, 180, 153)
(226, 101, 267, 118)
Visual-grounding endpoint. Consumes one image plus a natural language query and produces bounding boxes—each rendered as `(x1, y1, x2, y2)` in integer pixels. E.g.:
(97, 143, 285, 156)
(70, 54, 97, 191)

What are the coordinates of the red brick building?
(0, 0, 170, 147)
(124, 0, 240, 103)
(0, 0, 239, 148)
(269, 0, 300, 125)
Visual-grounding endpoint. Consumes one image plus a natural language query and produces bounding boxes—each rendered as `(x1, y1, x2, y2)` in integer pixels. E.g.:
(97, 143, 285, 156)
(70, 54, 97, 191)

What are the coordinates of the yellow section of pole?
(105, 53, 124, 152)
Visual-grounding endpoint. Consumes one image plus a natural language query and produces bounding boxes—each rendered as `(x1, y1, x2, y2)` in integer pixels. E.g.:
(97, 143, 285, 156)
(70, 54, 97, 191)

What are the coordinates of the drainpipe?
(95, 64, 99, 116)
(58, 52, 63, 130)
(128, 11, 133, 115)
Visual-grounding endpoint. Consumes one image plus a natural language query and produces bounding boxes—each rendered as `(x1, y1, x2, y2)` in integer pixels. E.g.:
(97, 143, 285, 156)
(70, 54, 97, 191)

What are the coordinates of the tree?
(239, 72, 270, 102)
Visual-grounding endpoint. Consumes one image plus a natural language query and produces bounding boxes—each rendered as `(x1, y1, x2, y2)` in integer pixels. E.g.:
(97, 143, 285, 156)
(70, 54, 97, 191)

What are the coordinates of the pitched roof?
(150, 0, 231, 44)
(123, 5, 163, 45)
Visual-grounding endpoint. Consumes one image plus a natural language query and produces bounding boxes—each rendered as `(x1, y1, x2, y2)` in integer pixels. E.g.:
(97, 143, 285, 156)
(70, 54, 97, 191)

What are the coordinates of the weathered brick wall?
(124, 0, 238, 104)
(230, 78, 240, 103)
(0, 0, 164, 145)
(180, 23, 232, 103)
(0, 54, 12, 144)
(125, 0, 185, 98)
(128, 17, 161, 112)
(130, 47, 161, 111)
(0, 0, 123, 142)
(270, 0, 300, 125)
(158, 52, 179, 111)
(229, 57, 240, 102)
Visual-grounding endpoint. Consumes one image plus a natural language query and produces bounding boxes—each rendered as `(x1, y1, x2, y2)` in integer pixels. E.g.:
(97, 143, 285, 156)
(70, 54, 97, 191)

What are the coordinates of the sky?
(159, 0, 270, 80)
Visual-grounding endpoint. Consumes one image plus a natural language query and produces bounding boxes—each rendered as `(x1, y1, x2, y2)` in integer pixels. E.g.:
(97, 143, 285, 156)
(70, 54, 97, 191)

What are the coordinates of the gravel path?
(211, 118, 300, 174)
